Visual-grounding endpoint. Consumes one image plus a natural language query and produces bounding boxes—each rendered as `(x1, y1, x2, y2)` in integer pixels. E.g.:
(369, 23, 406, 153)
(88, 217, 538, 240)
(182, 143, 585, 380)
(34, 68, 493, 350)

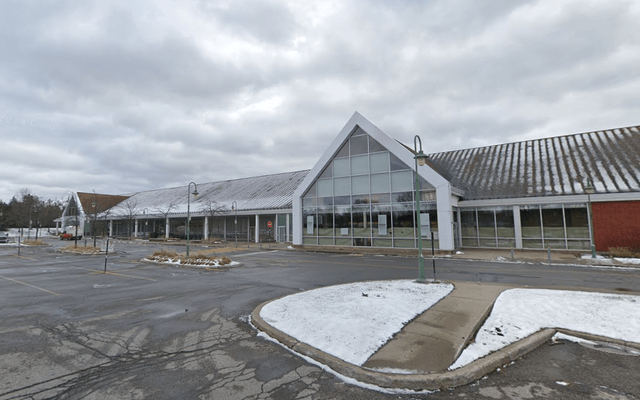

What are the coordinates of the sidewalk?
(252, 280, 543, 391)
(362, 281, 516, 373)
(252, 278, 640, 391)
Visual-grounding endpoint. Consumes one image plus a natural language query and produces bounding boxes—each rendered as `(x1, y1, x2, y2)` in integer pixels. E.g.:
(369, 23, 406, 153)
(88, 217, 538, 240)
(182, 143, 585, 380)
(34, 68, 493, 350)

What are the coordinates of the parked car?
(0, 232, 9, 243)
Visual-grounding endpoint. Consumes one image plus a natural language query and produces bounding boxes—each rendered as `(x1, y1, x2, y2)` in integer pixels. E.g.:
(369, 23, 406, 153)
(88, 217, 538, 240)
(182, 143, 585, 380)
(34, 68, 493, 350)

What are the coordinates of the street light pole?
(142, 208, 149, 239)
(584, 178, 596, 259)
(231, 201, 238, 248)
(413, 135, 429, 282)
(186, 182, 199, 257)
(91, 200, 97, 248)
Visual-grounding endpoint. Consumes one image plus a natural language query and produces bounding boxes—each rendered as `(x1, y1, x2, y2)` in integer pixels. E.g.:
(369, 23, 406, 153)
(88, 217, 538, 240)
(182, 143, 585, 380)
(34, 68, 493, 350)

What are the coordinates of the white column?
(165, 218, 170, 239)
(204, 217, 209, 240)
(435, 183, 454, 250)
(223, 218, 227, 241)
(286, 214, 290, 242)
(255, 214, 260, 243)
(109, 220, 113, 237)
(134, 220, 139, 237)
(513, 206, 523, 249)
(293, 197, 302, 245)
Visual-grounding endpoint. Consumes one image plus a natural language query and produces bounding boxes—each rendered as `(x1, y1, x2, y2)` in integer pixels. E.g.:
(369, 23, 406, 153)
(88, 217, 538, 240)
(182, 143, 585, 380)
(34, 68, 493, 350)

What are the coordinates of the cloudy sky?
(1, 0, 639, 202)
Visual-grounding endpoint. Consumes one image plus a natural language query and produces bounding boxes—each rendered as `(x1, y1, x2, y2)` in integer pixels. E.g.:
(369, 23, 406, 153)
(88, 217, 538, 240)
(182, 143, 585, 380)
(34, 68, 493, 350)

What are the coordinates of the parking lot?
(1, 239, 639, 399)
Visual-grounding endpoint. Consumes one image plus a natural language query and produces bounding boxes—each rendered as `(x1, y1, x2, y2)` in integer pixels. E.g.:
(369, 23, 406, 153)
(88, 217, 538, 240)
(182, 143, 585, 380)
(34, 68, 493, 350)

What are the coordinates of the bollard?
(510, 248, 515, 260)
(547, 247, 551, 262)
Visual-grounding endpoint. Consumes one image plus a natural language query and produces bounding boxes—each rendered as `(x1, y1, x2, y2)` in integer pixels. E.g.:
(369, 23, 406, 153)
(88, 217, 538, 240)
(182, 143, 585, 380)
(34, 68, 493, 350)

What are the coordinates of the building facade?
(66, 112, 640, 253)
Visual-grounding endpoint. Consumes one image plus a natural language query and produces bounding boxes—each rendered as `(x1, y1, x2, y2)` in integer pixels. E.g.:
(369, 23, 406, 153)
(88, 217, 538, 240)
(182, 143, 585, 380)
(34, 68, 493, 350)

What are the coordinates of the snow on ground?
(142, 257, 240, 268)
(450, 288, 640, 370)
(615, 257, 640, 264)
(260, 281, 639, 372)
(260, 280, 453, 365)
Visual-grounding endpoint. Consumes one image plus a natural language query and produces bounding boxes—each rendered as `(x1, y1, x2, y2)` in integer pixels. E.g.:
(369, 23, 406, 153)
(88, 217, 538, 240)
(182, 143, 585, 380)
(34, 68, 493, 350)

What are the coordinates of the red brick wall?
(593, 201, 640, 251)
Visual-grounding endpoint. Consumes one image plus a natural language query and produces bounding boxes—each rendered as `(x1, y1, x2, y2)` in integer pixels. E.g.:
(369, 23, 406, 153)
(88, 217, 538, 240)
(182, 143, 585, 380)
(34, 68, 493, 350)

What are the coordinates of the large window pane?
(495, 207, 515, 238)
(370, 173, 390, 193)
(392, 191, 413, 203)
(334, 206, 351, 236)
(336, 142, 349, 158)
(350, 135, 368, 155)
(303, 207, 316, 236)
(542, 206, 564, 241)
(392, 204, 414, 238)
(477, 208, 496, 238)
(333, 158, 349, 177)
(370, 152, 390, 173)
(351, 155, 369, 175)
(390, 153, 410, 171)
(369, 137, 386, 153)
(460, 209, 477, 238)
(370, 193, 390, 204)
(317, 206, 333, 236)
(520, 206, 541, 238)
(565, 205, 589, 238)
(391, 171, 414, 192)
(351, 175, 369, 195)
(352, 205, 371, 238)
(304, 182, 317, 198)
(334, 177, 350, 196)
(372, 205, 392, 237)
(317, 179, 333, 197)
(319, 165, 332, 179)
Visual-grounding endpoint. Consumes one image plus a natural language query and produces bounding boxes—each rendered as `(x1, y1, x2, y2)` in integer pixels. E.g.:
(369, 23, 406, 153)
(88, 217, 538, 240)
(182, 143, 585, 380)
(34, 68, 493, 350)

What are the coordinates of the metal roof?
(110, 170, 310, 217)
(427, 125, 640, 200)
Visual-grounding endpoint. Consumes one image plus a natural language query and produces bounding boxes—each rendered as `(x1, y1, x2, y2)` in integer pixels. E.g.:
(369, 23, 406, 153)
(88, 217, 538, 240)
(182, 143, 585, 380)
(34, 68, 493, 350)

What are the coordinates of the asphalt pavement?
(0, 237, 639, 399)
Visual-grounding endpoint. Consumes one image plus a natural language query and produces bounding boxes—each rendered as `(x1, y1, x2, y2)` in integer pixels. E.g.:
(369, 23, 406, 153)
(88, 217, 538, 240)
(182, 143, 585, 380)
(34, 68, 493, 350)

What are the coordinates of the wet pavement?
(0, 239, 638, 399)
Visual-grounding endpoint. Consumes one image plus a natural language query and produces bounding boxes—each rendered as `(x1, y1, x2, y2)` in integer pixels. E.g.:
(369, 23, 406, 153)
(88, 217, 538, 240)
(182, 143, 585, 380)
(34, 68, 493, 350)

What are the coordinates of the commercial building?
(65, 112, 640, 253)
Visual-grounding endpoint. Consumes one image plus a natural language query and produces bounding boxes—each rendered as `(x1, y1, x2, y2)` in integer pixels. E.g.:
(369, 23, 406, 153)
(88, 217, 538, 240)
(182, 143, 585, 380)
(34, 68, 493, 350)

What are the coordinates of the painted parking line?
(233, 250, 280, 257)
(0, 274, 59, 296)
(76, 267, 157, 282)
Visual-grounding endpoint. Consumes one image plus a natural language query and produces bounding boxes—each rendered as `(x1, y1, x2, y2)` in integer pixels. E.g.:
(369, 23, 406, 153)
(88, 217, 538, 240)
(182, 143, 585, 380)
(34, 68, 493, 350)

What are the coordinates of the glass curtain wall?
(302, 127, 438, 248)
(460, 207, 515, 248)
(459, 204, 590, 249)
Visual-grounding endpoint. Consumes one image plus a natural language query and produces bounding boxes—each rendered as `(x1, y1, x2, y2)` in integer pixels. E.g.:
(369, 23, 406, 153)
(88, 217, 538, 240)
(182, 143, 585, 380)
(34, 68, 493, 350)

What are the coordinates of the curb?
(252, 299, 555, 391)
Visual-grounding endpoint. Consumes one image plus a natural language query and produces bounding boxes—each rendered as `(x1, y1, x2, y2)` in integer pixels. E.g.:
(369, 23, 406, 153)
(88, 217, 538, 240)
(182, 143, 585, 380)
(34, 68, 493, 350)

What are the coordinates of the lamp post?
(186, 182, 199, 257)
(584, 178, 596, 259)
(91, 200, 97, 247)
(231, 201, 238, 247)
(413, 135, 429, 282)
(143, 208, 149, 239)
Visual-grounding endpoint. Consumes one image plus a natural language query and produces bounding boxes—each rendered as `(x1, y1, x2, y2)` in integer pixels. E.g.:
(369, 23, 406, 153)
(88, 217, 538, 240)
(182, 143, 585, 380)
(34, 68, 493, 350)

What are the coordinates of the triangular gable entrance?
(293, 112, 455, 250)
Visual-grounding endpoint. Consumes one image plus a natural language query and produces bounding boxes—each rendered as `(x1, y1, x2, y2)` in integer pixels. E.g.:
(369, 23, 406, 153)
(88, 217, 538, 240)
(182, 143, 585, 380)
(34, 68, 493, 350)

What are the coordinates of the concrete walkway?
(363, 282, 515, 372)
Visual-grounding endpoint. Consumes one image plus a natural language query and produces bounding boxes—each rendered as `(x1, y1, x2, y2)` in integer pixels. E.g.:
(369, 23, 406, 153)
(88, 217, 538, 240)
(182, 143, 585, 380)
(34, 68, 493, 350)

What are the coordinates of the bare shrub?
(608, 247, 640, 258)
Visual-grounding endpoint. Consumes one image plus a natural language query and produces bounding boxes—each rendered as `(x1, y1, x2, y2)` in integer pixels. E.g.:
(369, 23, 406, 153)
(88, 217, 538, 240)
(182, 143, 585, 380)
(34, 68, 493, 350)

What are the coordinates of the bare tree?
(200, 198, 227, 239)
(154, 201, 178, 239)
(117, 198, 139, 238)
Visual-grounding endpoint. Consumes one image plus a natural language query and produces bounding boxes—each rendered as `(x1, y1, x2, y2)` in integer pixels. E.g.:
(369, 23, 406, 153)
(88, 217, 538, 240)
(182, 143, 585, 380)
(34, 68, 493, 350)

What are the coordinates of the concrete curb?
(252, 299, 556, 391)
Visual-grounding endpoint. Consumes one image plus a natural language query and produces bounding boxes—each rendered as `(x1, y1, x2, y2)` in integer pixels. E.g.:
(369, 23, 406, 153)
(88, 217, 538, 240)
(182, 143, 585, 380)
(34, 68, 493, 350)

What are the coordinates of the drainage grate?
(579, 341, 640, 356)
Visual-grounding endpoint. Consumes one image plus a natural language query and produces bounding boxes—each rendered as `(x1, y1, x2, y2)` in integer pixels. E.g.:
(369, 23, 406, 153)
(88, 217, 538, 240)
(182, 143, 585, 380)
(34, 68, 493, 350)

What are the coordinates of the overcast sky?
(1, 0, 639, 202)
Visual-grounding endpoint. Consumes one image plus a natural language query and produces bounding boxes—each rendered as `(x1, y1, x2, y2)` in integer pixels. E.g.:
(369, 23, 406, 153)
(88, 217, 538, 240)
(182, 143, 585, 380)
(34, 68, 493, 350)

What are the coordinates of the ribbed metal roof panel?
(111, 170, 310, 216)
(428, 125, 640, 200)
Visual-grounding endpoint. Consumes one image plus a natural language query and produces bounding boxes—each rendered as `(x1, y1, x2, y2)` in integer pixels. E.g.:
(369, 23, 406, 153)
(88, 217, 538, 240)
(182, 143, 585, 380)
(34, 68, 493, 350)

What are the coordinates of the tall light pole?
(186, 182, 199, 257)
(584, 178, 596, 259)
(143, 208, 149, 239)
(231, 201, 238, 247)
(91, 200, 97, 247)
(414, 135, 429, 282)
